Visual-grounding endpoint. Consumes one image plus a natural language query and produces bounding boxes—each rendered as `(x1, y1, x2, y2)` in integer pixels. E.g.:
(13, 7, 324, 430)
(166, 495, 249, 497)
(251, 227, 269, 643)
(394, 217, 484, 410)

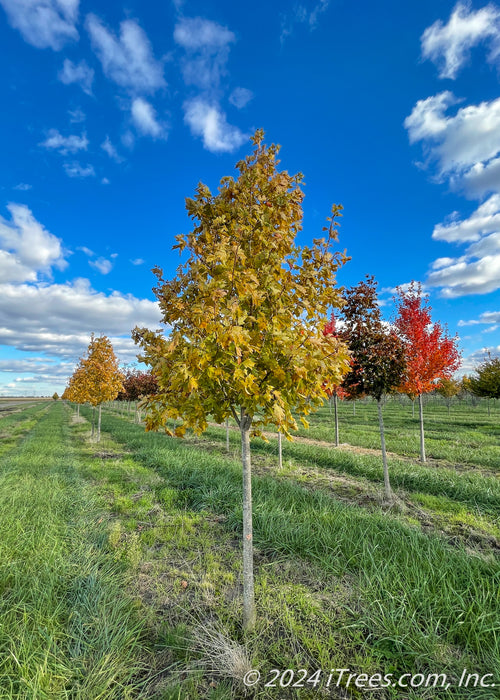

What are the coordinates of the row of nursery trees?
(63, 130, 498, 633)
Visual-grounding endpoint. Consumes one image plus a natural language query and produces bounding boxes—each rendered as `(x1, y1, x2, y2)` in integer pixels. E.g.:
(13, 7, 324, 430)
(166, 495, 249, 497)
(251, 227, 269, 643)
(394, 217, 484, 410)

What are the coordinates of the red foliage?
(118, 368, 158, 401)
(393, 282, 461, 398)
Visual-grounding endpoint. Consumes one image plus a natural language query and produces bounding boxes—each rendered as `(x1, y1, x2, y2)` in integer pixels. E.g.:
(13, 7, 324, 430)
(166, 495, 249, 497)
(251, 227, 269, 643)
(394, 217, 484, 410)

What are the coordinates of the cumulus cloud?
(427, 254, 500, 297)
(0, 0, 79, 50)
(427, 196, 500, 297)
(432, 195, 500, 243)
(86, 14, 165, 93)
(131, 257, 144, 265)
(131, 98, 167, 138)
(40, 129, 88, 155)
(63, 162, 95, 178)
(421, 2, 500, 79)
(405, 93, 500, 179)
(229, 87, 253, 109)
(89, 256, 113, 274)
(13, 183, 32, 191)
(0, 203, 66, 281)
(0, 279, 161, 360)
(184, 98, 247, 153)
(58, 58, 94, 94)
(459, 310, 500, 326)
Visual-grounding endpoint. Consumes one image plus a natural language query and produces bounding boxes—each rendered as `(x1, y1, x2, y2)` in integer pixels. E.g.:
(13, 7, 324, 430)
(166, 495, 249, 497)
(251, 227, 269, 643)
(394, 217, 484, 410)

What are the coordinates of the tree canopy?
(469, 354, 500, 400)
(133, 129, 350, 439)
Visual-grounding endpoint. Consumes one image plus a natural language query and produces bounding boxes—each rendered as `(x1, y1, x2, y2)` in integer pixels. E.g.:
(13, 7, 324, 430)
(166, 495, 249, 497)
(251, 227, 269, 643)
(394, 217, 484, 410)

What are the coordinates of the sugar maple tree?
(394, 282, 460, 462)
(67, 334, 123, 441)
(339, 276, 406, 501)
(133, 130, 350, 631)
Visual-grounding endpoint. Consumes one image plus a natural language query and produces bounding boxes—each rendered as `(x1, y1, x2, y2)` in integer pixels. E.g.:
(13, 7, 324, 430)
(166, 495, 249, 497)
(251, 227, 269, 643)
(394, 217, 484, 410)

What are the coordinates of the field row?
(0, 401, 498, 698)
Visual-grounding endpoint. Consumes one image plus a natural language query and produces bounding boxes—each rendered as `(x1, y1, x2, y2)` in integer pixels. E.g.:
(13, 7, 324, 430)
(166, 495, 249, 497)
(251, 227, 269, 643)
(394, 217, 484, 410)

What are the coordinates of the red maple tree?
(394, 281, 461, 461)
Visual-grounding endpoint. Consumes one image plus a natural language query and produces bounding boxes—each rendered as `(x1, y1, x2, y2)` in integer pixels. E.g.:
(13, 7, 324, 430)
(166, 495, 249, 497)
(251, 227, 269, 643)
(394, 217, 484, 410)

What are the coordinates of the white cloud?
(229, 87, 253, 109)
(432, 195, 500, 243)
(101, 135, 123, 162)
(0, 203, 66, 281)
(13, 183, 32, 191)
(78, 245, 94, 256)
(58, 58, 94, 94)
(40, 129, 88, 154)
(462, 156, 500, 197)
(405, 92, 500, 197)
(421, 2, 500, 79)
(427, 254, 500, 297)
(280, 0, 330, 43)
(406, 93, 500, 175)
(459, 310, 500, 326)
(174, 16, 235, 51)
(0, 279, 161, 360)
(130, 258, 144, 265)
(101, 177, 110, 185)
(0, 0, 79, 50)
(131, 98, 167, 139)
(68, 108, 86, 123)
(89, 256, 113, 274)
(184, 98, 246, 152)
(174, 17, 235, 92)
(86, 14, 165, 93)
(63, 162, 95, 178)
(427, 196, 500, 296)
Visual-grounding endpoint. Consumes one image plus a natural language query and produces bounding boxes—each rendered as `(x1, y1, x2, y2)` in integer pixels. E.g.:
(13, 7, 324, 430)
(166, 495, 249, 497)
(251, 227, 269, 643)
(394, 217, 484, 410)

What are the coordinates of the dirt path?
(210, 421, 494, 476)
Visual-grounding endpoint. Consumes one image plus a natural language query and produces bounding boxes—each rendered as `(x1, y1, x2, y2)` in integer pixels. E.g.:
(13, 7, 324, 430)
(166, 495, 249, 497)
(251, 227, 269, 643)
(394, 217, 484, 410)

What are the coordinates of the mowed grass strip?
(285, 399, 500, 471)
(92, 408, 500, 696)
(0, 403, 147, 698)
(0, 402, 51, 458)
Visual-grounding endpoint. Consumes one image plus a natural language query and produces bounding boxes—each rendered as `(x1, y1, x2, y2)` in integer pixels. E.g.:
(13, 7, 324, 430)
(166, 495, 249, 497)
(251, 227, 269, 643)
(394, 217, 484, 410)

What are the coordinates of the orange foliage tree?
(394, 282, 461, 461)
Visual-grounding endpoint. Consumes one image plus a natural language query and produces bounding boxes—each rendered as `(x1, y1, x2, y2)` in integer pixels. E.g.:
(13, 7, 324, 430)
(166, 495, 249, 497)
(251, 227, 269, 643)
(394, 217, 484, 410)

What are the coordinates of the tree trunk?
(488, 398, 490, 417)
(412, 399, 415, 418)
(334, 393, 339, 447)
(278, 430, 282, 469)
(377, 399, 392, 501)
(226, 417, 230, 453)
(97, 404, 102, 442)
(353, 400, 356, 416)
(77, 404, 80, 418)
(418, 393, 426, 462)
(240, 409, 255, 632)
(91, 407, 95, 438)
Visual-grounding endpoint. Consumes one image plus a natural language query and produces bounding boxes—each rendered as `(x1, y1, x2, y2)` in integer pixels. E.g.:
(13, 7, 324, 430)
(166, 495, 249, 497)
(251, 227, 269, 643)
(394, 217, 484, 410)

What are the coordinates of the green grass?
(0, 403, 150, 698)
(82, 406, 500, 699)
(283, 397, 500, 471)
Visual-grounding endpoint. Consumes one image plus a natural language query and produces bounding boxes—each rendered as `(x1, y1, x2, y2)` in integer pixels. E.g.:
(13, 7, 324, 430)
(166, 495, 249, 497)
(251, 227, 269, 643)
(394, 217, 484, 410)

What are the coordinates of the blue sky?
(1, 0, 500, 395)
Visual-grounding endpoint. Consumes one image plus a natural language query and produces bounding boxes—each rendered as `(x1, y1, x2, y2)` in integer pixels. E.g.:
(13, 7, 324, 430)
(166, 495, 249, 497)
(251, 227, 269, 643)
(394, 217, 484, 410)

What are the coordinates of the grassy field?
(0, 399, 498, 698)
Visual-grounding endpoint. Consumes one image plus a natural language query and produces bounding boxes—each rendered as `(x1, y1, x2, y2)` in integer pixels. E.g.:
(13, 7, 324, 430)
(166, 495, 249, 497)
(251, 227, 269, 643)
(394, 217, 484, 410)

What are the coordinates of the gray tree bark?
(418, 393, 426, 462)
(377, 399, 392, 501)
(278, 430, 282, 469)
(240, 408, 255, 632)
(97, 404, 102, 442)
(226, 417, 230, 453)
(334, 393, 339, 447)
